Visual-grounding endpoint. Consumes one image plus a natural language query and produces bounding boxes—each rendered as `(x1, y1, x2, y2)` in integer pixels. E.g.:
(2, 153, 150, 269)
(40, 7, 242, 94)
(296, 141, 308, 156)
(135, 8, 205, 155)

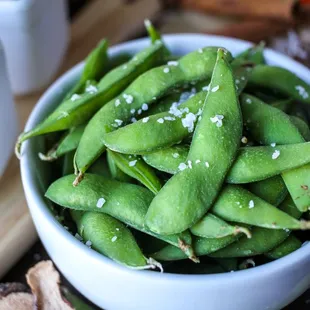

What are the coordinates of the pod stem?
(73, 172, 84, 187)
(238, 258, 255, 270)
(38, 152, 57, 162)
(234, 226, 252, 239)
(299, 219, 310, 230)
(178, 239, 200, 263)
(132, 257, 163, 273)
(15, 139, 22, 160)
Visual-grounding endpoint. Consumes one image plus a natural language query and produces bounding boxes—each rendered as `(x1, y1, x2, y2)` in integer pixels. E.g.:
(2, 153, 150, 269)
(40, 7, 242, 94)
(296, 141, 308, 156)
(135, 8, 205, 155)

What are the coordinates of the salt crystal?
(249, 200, 255, 208)
(96, 197, 106, 208)
(70, 94, 81, 101)
(272, 150, 280, 160)
(178, 163, 187, 171)
(157, 118, 164, 124)
(129, 160, 137, 167)
(142, 117, 149, 123)
(163, 67, 170, 73)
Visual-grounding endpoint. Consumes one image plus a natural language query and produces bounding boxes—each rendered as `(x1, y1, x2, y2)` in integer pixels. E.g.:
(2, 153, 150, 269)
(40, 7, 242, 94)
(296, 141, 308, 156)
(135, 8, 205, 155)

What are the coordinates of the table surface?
(2, 1, 310, 309)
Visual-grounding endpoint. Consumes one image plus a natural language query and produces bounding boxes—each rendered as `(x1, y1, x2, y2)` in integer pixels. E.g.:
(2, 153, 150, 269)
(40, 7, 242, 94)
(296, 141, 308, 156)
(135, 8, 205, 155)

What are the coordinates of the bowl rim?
(21, 33, 310, 282)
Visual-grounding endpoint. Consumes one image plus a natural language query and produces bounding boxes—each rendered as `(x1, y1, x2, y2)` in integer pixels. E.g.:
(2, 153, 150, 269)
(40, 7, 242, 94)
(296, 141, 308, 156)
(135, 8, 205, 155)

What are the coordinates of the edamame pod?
(190, 213, 251, 239)
(16, 42, 166, 157)
(106, 151, 132, 182)
(46, 174, 196, 260)
(227, 142, 310, 183)
(145, 49, 242, 234)
(71, 211, 149, 268)
(270, 98, 293, 112)
(248, 65, 310, 104)
(290, 116, 310, 141)
(247, 176, 287, 206)
(152, 235, 237, 261)
(211, 185, 309, 230)
(39, 124, 86, 161)
(103, 61, 251, 155)
(74, 47, 233, 183)
(241, 94, 310, 211)
(210, 196, 302, 257)
(234, 42, 265, 65)
(107, 150, 162, 194)
(265, 235, 301, 259)
(64, 39, 108, 99)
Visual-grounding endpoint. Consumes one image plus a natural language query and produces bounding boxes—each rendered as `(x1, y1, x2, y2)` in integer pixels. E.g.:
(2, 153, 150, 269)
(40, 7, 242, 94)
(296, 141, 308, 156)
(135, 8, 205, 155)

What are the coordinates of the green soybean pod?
(106, 150, 162, 194)
(210, 196, 302, 257)
(290, 116, 310, 141)
(248, 65, 310, 104)
(65, 40, 109, 99)
(265, 235, 302, 260)
(247, 176, 287, 206)
(106, 151, 132, 182)
(16, 42, 166, 157)
(145, 49, 242, 235)
(63, 151, 75, 176)
(270, 98, 293, 112)
(46, 174, 196, 261)
(73, 47, 233, 183)
(226, 142, 310, 183)
(190, 213, 251, 239)
(211, 185, 309, 230)
(234, 42, 265, 65)
(151, 235, 237, 261)
(143, 145, 188, 174)
(103, 61, 252, 156)
(39, 124, 86, 161)
(241, 94, 310, 212)
(71, 211, 148, 268)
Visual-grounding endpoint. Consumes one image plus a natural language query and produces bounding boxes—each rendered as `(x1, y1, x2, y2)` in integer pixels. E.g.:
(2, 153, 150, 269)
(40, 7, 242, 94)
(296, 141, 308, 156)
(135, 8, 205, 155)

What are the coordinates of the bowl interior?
(20, 34, 310, 279)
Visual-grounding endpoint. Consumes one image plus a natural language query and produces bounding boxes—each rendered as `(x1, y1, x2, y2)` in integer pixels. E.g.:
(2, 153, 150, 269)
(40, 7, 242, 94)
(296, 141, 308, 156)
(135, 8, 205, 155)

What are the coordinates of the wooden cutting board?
(0, 0, 161, 279)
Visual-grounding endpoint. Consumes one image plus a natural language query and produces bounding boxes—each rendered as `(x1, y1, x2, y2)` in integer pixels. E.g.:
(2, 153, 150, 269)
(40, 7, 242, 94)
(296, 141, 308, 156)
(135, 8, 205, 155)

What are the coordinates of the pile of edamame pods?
(17, 21, 310, 273)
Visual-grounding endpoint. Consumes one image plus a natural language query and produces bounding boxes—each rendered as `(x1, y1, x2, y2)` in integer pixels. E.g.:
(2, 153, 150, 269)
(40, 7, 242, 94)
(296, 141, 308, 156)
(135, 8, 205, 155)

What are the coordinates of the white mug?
(0, 40, 18, 177)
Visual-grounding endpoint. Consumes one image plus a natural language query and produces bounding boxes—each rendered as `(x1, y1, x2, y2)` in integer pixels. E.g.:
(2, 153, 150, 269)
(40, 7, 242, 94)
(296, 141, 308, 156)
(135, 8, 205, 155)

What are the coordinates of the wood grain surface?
(0, 0, 161, 279)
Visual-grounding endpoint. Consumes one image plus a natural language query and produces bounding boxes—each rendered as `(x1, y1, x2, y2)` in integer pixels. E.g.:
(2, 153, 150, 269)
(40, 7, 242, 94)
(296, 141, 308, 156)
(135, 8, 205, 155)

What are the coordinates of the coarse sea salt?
(70, 94, 81, 101)
(167, 61, 178, 66)
(142, 103, 148, 111)
(205, 162, 210, 168)
(115, 99, 121, 107)
(111, 236, 118, 242)
(178, 163, 187, 171)
(272, 150, 280, 160)
(249, 200, 255, 208)
(295, 85, 309, 99)
(211, 85, 219, 92)
(142, 117, 149, 123)
(181, 113, 196, 133)
(163, 67, 170, 73)
(270, 143, 276, 147)
(157, 118, 164, 124)
(173, 153, 179, 158)
(96, 197, 106, 208)
(129, 160, 137, 167)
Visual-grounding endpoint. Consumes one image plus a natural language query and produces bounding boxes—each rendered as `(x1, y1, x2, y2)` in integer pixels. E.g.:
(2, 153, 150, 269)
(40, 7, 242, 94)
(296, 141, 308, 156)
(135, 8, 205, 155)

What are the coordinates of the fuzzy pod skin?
(106, 150, 162, 195)
(210, 196, 302, 258)
(265, 235, 302, 260)
(45, 174, 194, 259)
(247, 176, 287, 206)
(16, 42, 166, 152)
(290, 116, 310, 141)
(151, 235, 237, 261)
(64, 39, 109, 99)
(74, 47, 233, 178)
(234, 42, 266, 66)
(190, 213, 251, 239)
(211, 185, 307, 230)
(72, 211, 147, 267)
(241, 94, 310, 212)
(39, 125, 86, 162)
(248, 65, 310, 104)
(145, 49, 242, 235)
(103, 60, 251, 156)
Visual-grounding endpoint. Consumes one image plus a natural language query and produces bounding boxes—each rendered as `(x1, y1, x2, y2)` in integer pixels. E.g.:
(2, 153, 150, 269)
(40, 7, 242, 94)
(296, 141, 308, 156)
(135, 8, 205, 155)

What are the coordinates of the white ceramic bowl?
(20, 34, 310, 310)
